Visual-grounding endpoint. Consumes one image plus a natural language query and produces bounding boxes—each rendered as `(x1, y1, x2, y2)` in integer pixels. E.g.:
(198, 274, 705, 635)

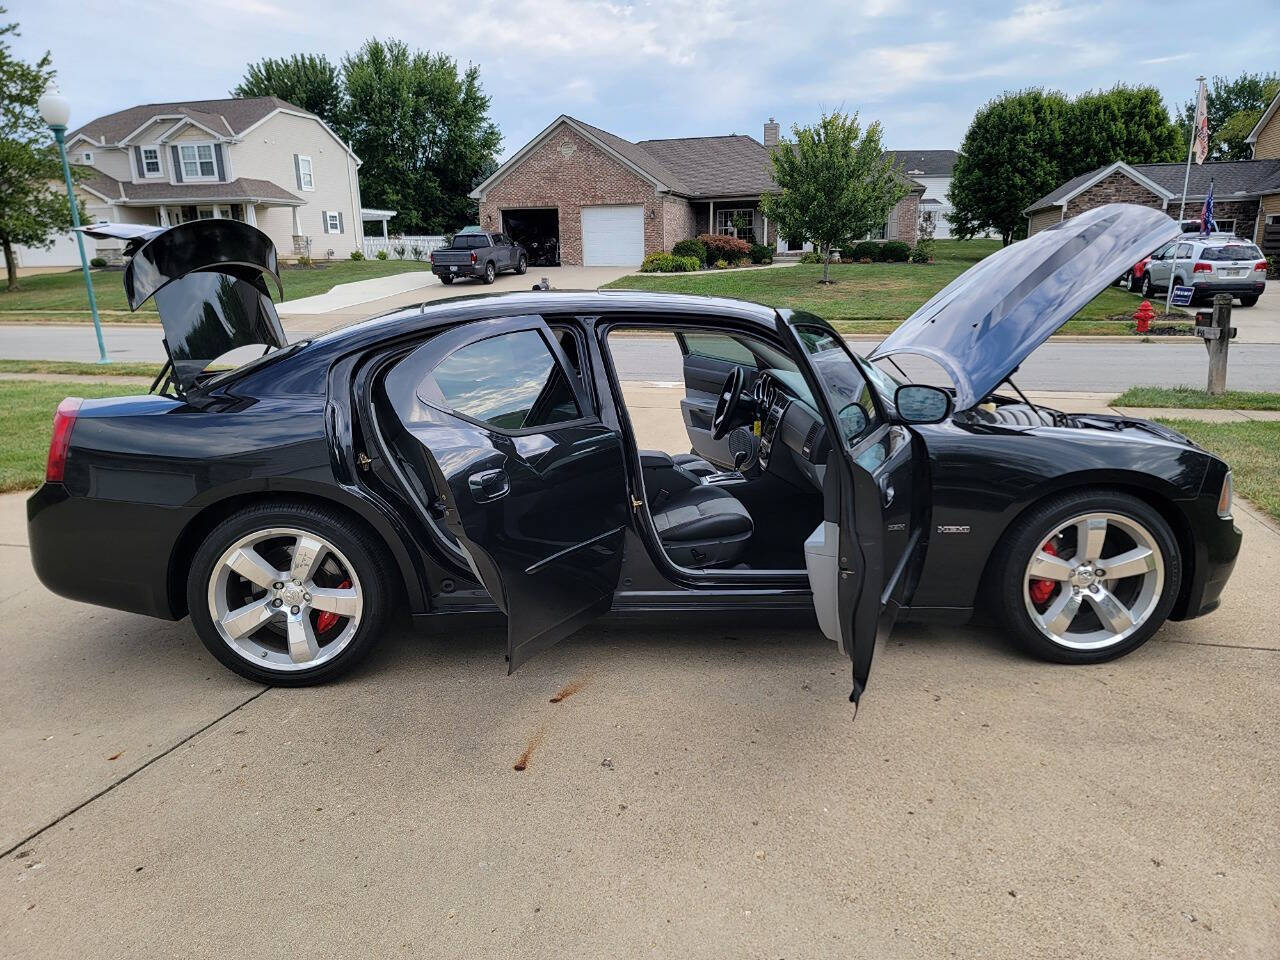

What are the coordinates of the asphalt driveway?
(2, 481, 1278, 957)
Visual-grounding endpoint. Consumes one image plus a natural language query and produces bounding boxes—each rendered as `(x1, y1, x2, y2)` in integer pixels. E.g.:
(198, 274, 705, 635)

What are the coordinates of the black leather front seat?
(651, 485, 753, 568)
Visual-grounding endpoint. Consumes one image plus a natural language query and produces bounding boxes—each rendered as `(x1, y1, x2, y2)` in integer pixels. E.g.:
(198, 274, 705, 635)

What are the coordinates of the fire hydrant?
(1133, 299, 1155, 334)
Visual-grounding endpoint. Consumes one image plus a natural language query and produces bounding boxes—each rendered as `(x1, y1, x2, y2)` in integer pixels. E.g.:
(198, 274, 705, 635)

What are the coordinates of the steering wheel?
(711, 366, 745, 440)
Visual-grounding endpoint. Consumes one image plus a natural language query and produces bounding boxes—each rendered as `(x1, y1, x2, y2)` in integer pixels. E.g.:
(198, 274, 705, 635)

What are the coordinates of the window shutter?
(337, 212, 344, 234)
(321, 211, 330, 234)
(213, 144, 226, 182)
(133, 146, 144, 177)
(171, 145, 183, 183)
(294, 154, 302, 191)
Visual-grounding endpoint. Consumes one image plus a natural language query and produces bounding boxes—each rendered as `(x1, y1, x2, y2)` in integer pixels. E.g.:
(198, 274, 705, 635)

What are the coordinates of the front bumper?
(1172, 498, 1242, 621)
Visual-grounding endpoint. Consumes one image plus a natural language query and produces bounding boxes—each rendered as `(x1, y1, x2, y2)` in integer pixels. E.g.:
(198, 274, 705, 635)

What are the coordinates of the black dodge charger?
(28, 206, 1241, 703)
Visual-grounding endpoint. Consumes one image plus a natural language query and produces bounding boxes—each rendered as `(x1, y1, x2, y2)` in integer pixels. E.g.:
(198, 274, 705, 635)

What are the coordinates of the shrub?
(1269, 255, 1278, 279)
(881, 240, 911, 262)
(349, 250, 365, 261)
(375, 250, 389, 261)
(672, 237, 707, 264)
(748, 243, 773, 265)
(89, 256, 107, 269)
(910, 236, 934, 263)
(799, 251, 824, 265)
(848, 241, 881, 262)
(713, 258, 730, 269)
(296, 255, 313, 268)
(698, 232, 751, 263)
(640, 252, 700, 273)
(393, 244, 406, 259)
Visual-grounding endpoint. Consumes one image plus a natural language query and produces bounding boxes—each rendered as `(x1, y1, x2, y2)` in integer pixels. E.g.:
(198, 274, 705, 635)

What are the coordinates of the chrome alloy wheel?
(1022, 512, 1164, 651)
(207, 527, 363, 671)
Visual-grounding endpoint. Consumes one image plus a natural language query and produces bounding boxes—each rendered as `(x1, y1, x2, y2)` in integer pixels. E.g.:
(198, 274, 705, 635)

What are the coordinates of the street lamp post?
(37, 86, 109, 364)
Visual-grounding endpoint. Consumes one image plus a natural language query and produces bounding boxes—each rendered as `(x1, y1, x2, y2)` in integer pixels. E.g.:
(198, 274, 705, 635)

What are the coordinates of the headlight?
(1217, 470, 1233, 518)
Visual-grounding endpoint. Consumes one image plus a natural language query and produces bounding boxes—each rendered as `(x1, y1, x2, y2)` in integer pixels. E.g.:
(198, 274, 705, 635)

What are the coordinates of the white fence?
(362, 235, 446, 260)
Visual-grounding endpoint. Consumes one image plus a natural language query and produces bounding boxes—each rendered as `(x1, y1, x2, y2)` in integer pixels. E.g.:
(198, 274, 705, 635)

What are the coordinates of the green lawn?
(0, 259, 430, 317)
(1156, 420, 1280, 521)
(605, 239, 1184, 334)
(0, 358, 165, 378)
(0, 380, 144, 492)
(1116, 386, 1280, 410)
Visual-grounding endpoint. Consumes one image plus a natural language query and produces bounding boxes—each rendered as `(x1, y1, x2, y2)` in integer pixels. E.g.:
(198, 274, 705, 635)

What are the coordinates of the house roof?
(473, 115, 928, 201)
(1024, 158, 1280, 213)
(75, 169, 303, 206)
(884, 150, 958, 177)
(69, 96, 305, 145)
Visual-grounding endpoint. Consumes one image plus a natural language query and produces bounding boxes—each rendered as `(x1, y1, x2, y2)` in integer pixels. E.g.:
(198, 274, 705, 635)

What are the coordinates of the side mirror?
(894, 384, 952, 425)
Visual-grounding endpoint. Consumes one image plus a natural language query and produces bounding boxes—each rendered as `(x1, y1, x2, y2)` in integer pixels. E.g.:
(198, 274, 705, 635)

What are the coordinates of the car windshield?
(450, 235, 490, 249)
(1200, 243, 1262, 261)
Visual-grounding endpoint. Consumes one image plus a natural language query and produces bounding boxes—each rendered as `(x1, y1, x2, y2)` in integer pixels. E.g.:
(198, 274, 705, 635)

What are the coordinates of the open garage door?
(501, 208, 560, 266)
(581, 205, 643, 266)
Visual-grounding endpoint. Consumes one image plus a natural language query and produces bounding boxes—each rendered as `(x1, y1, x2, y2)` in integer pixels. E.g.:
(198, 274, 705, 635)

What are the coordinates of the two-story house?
(14, 96, 364, 267)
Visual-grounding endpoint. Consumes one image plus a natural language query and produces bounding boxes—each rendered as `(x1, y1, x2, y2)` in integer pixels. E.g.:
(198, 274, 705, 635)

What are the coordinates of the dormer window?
(141, 147, 162, 177)
(179, 143, 216, 179)
(75, 151, 93, 165)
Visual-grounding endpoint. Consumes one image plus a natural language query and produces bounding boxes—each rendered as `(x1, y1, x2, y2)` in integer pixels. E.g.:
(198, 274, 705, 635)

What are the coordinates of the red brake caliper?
(315, 578, 351, 633)
(1029, 539, 1058, 606)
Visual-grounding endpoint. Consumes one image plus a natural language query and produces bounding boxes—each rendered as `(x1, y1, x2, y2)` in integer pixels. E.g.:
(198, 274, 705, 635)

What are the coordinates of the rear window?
(450, 235, 491, 249)
(1201, 243, 1262, 261)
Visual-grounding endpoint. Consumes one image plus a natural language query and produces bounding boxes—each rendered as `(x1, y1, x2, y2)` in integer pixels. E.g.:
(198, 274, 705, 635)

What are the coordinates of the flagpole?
(1167, 75, 1205, 315)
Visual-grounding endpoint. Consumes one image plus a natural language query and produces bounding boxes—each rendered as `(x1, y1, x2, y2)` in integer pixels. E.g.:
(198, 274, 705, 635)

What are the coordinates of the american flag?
(1193, 81, 1209, 164)
(1200, 180, 1216, 236)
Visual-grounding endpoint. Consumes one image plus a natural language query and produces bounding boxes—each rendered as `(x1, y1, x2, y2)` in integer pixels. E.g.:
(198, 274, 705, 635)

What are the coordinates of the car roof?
(306, 289, 782, 351)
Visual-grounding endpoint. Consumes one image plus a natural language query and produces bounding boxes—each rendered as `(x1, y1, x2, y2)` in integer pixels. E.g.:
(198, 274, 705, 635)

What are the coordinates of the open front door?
(382, 315, 629, 671)
(781, 313, 931, 704)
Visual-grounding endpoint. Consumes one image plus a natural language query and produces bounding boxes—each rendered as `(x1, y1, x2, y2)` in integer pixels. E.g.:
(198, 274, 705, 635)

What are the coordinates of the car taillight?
(46, 397, 82, 484)
(1192, 262, 1212, 273)
(470, 251, 477, 263)
(1256, 261, 1269, 272)
(1218, 470, 1233, 518)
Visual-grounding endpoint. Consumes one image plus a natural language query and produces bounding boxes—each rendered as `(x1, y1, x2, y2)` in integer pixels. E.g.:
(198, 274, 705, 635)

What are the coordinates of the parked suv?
(1140, 235, 1267, 306)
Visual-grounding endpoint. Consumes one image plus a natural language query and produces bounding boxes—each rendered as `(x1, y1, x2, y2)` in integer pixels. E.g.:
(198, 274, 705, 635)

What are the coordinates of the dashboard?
(753, 370, 829, 488)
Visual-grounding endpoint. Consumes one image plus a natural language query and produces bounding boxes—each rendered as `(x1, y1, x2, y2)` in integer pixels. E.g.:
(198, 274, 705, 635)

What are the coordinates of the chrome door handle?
(468, 468, 510, 503)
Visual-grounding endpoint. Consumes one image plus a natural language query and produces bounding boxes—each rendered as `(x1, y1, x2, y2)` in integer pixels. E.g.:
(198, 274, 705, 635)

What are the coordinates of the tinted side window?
(794, 325, 882, 448)
(683, 332, 757, 367)
(428, 330, 581, 430)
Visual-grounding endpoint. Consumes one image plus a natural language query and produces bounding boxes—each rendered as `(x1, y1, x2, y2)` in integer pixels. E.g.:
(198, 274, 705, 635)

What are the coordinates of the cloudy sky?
(11, 0, 1279, 157)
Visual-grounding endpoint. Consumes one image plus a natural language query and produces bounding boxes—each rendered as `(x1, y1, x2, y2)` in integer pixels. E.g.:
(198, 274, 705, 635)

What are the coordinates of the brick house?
(1025, 87, 1280, 253)
(470, 115, 926, 266)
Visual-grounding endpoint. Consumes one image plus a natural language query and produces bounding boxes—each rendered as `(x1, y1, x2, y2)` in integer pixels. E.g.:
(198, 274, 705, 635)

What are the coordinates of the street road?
(2, 323, 1278, 392)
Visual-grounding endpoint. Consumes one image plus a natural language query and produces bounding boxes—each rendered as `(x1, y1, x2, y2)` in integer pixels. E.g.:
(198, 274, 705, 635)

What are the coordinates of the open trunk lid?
(80, 220, 286, 392)
(869, 204, 1183, 410)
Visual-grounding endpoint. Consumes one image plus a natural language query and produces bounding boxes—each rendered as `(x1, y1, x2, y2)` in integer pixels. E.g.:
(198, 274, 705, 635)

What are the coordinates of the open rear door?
(781, 313, 931, 705)
(382, 315, 629, 670)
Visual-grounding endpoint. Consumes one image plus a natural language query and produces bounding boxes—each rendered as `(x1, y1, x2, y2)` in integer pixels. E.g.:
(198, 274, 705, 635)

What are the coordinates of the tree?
(1177, 72, 1280, 161)
(339, 39, 501, 234)
(1063, 85, 1182, 174)
(0, 7, 79, 291)
(948, 89, 1072, 246)
(232, 54, 343, 127)
(760, 111, 905, 282)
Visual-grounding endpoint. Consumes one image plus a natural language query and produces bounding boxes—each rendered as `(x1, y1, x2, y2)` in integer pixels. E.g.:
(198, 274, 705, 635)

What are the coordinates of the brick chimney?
(763, 118, 780, 149)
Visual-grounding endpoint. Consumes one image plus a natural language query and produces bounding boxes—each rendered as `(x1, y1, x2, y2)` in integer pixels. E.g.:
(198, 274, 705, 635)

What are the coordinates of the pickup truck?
(430, 232, 527, 285)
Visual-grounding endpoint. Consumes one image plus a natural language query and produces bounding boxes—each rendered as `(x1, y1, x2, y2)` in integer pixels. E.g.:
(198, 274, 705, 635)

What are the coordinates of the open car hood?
(869, 204, 1183, 410)
(81, 220, 286, 392)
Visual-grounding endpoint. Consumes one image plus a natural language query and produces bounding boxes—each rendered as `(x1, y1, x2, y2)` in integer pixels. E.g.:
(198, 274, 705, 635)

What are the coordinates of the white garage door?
(580, 205, 644, 266)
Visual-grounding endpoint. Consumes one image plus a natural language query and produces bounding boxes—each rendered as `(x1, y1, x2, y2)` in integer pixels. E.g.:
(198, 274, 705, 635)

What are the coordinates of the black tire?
(992, 489, 1182, 665)
(482, 261, 496, 284)
(1239, 295, 1258, 307)
(516, 255, 527, 275)
(1140, 273, 1153, 297)
(187, 500, 396, 686)
(1127, 271, 1141, 293)
(440, 275, 454, 285)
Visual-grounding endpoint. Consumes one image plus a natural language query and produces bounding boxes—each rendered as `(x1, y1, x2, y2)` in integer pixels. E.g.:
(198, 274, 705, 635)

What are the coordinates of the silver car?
(1141, 235, 1268, 306)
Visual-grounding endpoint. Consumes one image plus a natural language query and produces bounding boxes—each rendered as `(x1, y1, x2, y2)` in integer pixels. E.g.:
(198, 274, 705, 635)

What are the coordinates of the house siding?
(1253, 108, 1280, 160)
(84, 148, 131, 183)
(1027, 208, 1062, 236)
(479, 123, 664, 265)
(233, 111, 362, 258)
(1257, 193, 1280, 243)
(908, 174, 953, 237)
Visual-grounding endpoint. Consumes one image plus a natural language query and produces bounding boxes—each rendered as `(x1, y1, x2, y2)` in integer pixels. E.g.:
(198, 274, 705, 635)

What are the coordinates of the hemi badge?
(937, 524, 970, 535)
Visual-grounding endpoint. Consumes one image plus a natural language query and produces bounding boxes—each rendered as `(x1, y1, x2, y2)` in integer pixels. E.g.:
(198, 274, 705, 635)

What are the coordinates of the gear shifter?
(702, 449, 751, 486)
